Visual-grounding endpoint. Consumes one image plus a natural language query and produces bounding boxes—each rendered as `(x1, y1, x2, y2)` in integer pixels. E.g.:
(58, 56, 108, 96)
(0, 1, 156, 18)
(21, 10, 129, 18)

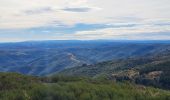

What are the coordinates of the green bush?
(0, 73, 170, 100)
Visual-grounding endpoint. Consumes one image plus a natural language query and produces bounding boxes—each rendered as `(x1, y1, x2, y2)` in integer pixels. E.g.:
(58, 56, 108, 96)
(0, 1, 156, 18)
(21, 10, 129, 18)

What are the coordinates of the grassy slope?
(0, 72, 170, 100)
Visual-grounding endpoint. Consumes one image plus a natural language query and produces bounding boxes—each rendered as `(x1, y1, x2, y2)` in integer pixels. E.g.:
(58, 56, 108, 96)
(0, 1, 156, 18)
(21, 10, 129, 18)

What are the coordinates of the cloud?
(68, 22, 170, 40)
(153, 22, 170, 26)
(1, 0, 170, 29)
(0, 23, 112, 35)
(0, 0, 170, 41)
(23, 7, 54, 15)
(61, 7, 93, 12)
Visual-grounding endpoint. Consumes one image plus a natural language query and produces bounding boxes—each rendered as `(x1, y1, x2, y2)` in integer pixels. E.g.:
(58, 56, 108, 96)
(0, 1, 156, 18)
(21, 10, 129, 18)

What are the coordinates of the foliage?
(59, 51, 170, 90)
(0, 72, 170, 100)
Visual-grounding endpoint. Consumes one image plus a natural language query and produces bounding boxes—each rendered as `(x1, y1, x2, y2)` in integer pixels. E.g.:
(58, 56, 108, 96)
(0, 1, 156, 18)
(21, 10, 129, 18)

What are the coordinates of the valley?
(0, 40, 170, 76)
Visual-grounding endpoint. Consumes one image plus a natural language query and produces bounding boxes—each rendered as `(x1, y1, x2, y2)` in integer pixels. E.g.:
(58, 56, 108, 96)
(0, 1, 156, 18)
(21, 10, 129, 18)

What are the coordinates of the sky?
(0, 0, 170, 42)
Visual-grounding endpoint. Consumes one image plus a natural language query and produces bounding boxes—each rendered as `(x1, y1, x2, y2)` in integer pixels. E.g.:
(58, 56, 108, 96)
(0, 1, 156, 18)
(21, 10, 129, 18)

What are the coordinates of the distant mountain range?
(1, 40, 170, 76)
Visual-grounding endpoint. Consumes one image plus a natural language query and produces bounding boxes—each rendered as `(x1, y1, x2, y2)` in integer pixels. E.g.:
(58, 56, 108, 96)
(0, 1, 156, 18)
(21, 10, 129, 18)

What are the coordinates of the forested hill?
(59, 50, 170, 89)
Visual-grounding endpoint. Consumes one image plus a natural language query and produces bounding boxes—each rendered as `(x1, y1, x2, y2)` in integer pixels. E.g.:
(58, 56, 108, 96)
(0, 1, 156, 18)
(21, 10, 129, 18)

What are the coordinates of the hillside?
(0, 72, 170, 100)
(1, 40, 170, 75)
(59, 50, 170, 89)
(1, 41, 170, 99)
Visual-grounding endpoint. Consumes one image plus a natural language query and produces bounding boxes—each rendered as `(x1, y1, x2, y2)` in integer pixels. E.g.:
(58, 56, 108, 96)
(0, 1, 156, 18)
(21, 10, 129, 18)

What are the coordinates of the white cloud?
(0, 0, 169, 29)
(57, 23, 170, 40)
(0, 0, 170, 41)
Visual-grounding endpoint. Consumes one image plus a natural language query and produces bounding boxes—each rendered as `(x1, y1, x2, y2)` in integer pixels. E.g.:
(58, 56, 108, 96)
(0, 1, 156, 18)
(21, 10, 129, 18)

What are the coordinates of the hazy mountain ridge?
(1, 40, 170, 75)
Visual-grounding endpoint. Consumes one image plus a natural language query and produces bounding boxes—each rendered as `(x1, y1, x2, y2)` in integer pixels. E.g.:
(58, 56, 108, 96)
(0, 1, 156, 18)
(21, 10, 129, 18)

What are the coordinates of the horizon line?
(1, 39, 170, 43)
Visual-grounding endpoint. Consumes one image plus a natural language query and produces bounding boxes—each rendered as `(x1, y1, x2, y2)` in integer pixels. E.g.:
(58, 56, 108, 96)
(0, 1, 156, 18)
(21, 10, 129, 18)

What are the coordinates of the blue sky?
(0, 0, 170, 42)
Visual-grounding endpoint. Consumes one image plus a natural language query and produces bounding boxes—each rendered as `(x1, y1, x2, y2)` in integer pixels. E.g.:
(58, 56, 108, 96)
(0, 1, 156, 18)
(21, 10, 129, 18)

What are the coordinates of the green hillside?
(0, 72, 170, 100)
(59, 51, 170, 89)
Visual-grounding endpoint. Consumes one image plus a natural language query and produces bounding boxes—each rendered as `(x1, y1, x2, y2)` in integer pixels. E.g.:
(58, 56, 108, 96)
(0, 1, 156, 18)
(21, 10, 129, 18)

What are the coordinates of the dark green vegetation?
(59, 50, 170, 90)
(1, 40, 170, 75)
(0, 72, 170, 100)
